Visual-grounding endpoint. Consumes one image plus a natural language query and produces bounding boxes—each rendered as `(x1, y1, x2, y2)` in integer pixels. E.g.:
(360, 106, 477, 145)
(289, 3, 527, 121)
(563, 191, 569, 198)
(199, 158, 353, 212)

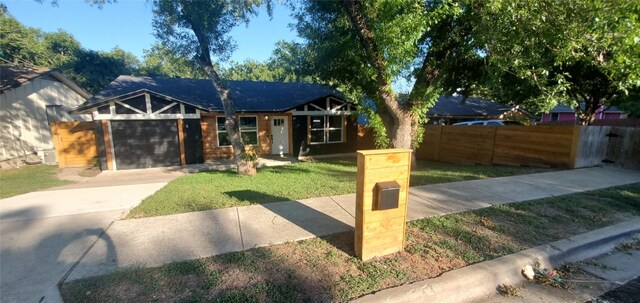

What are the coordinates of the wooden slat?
(177, 119, 186, 165)
(356, 149, 411, 261)
(102, 120, 113, 170)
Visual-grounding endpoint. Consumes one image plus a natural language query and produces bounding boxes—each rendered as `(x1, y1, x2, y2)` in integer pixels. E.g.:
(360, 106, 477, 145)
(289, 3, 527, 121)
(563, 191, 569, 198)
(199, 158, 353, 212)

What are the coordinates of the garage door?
(111, 120, 180, 170)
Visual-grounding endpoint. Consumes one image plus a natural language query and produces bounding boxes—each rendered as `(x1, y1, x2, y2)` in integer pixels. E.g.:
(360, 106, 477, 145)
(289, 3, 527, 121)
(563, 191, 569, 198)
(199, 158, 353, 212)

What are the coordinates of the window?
(217, 116, 258, 146)
(309, 115, 343, 144)
(551, 113, 559, 121)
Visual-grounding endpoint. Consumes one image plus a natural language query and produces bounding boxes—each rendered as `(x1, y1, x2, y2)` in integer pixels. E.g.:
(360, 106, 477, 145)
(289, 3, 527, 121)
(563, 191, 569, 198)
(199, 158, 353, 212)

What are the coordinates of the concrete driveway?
(0, 168, 183, 303)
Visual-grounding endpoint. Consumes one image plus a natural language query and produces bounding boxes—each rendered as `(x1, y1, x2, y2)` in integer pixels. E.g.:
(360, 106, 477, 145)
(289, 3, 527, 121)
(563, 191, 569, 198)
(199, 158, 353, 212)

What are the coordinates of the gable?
(92, 91, 201, 120)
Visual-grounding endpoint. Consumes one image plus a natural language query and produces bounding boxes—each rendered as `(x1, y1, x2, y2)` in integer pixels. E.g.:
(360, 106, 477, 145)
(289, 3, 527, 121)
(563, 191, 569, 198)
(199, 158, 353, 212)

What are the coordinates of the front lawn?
(0, 164, 72, 199)
(61, 183, 640, 302)
(127, 159, 549, 218)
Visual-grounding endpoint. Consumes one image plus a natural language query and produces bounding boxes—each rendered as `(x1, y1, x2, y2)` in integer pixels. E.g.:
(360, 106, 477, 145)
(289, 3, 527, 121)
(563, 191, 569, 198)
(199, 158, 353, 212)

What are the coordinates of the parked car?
(452, 120, 523, 126)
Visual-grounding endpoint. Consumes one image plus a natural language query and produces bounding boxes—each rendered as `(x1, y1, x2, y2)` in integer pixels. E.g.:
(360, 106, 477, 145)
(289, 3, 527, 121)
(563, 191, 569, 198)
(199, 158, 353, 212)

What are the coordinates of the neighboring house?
(71, 76, 355, 170)
(540, 103, 627, 123)
(426, 96, 531, 125)
(0, 65, 91, 167)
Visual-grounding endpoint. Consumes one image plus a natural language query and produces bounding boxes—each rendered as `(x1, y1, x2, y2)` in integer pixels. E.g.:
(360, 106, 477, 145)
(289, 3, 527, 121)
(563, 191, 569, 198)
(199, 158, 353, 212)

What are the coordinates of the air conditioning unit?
(38, 149, 58, 164)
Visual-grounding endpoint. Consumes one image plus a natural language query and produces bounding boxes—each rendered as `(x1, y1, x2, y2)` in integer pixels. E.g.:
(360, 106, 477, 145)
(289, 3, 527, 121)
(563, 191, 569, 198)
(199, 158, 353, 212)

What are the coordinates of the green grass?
(0, 165, 72, 199)
(61, 184, 640, 303)
(128, 159, 546, 218)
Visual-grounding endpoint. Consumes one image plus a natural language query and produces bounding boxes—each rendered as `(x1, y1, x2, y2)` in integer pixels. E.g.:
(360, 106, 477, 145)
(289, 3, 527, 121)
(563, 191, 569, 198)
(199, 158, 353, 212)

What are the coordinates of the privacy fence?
(358, 125, 640, 169)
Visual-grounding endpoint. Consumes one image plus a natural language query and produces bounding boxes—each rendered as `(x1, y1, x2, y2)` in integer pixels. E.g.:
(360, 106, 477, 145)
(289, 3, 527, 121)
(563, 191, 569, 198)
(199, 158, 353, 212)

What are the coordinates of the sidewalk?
(66, 166, 640, 282)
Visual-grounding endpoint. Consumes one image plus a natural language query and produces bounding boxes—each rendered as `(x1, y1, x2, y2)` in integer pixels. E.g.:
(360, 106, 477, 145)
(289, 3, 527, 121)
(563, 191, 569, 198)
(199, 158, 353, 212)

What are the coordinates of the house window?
(216, 116, 258, 146)
(551, 113, 559, 121)
(309, 115, 343, 144)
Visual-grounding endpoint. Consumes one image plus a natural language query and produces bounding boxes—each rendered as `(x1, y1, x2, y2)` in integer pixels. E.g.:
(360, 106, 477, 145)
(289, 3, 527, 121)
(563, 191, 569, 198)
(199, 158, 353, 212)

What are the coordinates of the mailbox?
(374, 181, 401, 210)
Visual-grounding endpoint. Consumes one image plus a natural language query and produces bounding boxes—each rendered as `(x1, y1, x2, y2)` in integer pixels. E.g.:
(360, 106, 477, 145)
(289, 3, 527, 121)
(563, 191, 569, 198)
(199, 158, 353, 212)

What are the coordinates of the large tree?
(140, 43, 206, 79)
(292, 0, 481, 150)
(474, 0, 640, 125)
(152, 0, 271, 175)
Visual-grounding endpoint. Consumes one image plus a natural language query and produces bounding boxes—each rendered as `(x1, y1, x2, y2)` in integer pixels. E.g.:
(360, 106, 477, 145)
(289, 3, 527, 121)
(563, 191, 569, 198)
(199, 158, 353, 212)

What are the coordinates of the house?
(425, 96, 530, 125)
(70, 76, 356, 170)
(540, 103, 627, 123)
(0, 65, 91, 167)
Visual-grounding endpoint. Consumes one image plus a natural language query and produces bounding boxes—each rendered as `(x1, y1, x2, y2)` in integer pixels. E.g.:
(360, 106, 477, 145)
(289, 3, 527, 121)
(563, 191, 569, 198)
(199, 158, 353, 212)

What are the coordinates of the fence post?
(569, 126, 582, 168)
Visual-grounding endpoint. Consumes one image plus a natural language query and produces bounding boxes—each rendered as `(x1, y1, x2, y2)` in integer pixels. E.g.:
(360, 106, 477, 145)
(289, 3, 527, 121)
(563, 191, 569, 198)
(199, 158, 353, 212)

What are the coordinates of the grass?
(61, 183, 640, 303)
(0, 164, 72, 199)
(127, 159, 548, 218)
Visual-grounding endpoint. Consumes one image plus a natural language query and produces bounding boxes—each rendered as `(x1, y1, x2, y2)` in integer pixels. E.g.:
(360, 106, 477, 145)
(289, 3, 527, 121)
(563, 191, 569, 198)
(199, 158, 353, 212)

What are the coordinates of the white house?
(0, 65, 91, 167)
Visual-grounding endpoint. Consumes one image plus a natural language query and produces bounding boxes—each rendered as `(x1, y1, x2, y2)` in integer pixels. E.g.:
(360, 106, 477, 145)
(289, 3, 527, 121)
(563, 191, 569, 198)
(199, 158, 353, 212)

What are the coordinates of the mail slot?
(374, 181, 401, 210)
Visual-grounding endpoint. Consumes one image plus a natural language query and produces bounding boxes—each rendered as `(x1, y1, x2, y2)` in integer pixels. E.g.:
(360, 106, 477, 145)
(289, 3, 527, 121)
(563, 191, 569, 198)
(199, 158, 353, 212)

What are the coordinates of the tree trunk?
(576, 97, 600, 126)
(201, 65, 255, 175)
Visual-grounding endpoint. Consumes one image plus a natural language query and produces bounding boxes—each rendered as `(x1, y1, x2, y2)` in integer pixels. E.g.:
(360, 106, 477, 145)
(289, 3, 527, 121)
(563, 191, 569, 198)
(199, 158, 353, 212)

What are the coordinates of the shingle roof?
(73, 75, 347, 113)
(0, 65, 54, 92)
(427, 96, 514, 117)
(548, 103, 623, 113)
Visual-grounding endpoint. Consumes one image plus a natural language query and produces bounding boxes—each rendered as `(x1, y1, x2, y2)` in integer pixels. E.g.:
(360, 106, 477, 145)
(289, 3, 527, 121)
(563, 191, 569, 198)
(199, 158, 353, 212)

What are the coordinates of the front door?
(271, 116, 289, 156)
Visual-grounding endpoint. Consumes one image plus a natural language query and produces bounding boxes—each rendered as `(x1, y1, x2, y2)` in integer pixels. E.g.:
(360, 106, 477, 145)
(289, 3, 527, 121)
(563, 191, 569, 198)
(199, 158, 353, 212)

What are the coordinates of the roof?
(0, 65, 91, 98)
(427, 96, 515, 117)
(73, 75, 347, 113)
(548, 103, 624, 113)
(1, 65, 54, 92)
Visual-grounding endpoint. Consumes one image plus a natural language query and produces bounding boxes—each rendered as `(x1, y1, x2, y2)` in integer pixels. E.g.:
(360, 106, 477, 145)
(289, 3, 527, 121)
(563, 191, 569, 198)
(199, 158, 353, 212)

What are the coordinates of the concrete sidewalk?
(67, 166, 640, 281)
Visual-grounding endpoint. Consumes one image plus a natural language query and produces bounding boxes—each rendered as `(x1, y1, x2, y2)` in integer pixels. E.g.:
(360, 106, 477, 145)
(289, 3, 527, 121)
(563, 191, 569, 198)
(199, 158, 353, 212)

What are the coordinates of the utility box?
(374, 181, 400, 210)
(355, 149, 412, 261)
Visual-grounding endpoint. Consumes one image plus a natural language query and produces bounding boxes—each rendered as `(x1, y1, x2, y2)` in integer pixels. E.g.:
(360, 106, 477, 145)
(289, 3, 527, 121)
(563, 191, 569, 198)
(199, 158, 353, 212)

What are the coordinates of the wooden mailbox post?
(356, 149, 412, 261)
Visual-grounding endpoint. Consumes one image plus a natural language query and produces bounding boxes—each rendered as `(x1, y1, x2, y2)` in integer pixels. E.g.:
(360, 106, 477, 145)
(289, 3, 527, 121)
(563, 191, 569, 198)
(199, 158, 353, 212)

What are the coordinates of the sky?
(4, 0, 299, 65)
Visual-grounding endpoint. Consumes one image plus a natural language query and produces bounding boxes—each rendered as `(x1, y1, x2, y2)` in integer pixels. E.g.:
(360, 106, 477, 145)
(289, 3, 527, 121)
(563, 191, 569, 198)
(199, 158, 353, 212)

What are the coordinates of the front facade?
(72, 76, 355, 170)
(540, 104, 627, 123)
(0, 66, 91, 166)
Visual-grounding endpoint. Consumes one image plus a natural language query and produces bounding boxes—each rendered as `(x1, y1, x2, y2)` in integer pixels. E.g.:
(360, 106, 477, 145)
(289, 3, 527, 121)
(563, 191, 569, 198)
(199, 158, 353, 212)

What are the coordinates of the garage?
(110, 120, 180, 170)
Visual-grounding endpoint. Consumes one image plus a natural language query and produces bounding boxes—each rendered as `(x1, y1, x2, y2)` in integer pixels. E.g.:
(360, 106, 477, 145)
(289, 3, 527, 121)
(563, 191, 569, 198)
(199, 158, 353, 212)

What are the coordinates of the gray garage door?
(111, 120, 180, 170)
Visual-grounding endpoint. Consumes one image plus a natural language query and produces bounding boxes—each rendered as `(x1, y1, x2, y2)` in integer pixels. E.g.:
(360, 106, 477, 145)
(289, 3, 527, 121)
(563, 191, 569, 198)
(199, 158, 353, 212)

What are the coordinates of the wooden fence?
(409, 125, 639, 169)
(51, 121, 98, 168)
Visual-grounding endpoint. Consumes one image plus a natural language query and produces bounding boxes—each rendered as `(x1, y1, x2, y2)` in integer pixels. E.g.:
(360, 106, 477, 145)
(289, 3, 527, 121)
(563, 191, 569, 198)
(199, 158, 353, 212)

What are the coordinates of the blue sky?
(4, 0, 298, 64)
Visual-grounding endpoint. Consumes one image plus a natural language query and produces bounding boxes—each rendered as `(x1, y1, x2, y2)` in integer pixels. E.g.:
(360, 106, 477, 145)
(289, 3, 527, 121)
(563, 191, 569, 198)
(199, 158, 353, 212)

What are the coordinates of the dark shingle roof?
(427, 96, 514, 117)
(0, 65, 54, 92)
(548, 103, 623, 113)
(74, 75, 346, 113)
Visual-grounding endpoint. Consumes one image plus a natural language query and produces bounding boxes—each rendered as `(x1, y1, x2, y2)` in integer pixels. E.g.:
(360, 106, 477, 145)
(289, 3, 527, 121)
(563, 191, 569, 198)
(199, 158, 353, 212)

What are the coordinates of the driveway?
(0, 169, 183, 303)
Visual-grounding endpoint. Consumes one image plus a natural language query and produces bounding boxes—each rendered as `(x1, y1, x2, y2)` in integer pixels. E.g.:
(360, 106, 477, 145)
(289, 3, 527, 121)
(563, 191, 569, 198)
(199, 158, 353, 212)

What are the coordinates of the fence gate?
(51, 121, 98, 168)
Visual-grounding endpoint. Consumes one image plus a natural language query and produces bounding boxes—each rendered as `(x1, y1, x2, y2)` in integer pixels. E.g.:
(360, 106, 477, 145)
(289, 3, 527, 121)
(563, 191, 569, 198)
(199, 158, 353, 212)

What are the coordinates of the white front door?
(271, 116, 289, 156)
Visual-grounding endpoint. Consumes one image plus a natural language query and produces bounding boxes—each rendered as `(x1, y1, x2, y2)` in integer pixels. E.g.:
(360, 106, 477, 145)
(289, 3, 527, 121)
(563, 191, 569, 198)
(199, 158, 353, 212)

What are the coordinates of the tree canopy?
(0, 9, 140, 93)
(291, 0, 481, 148)
(473, 0, 640, 124)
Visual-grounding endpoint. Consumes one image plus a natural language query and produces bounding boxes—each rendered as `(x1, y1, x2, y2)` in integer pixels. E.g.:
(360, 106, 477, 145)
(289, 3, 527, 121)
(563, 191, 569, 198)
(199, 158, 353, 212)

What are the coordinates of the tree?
(291, 0, 481, 151)
(222, 59, 279, 81)
(152, 0, 272, 175)
(474, 0, 640, 125)
(140, 43, 206, 78)
(1, 9, 140, 93)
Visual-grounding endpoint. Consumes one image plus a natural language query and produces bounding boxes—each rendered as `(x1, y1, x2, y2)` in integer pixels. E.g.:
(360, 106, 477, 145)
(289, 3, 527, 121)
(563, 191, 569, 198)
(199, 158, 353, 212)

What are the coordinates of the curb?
(352, 218, 640, 303)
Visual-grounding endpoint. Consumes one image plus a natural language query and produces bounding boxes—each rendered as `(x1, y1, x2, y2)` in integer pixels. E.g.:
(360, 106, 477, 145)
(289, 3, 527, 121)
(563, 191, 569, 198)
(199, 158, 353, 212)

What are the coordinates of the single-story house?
(540, 103, 627, 123)
(425, 96, 531, 125)
(0, 65, 91, 167)
(71, 76, 356, 170)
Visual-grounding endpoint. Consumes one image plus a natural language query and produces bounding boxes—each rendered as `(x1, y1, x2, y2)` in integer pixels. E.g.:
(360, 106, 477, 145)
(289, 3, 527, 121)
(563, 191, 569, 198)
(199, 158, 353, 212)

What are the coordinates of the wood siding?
(51, 121, 98, 168)
(201, 113, 272, 161)
(0, 78, 89, 161)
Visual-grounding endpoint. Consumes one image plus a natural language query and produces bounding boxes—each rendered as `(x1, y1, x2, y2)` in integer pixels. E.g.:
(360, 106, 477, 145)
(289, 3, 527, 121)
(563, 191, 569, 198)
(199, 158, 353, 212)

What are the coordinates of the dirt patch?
(57, 167, 101, 182)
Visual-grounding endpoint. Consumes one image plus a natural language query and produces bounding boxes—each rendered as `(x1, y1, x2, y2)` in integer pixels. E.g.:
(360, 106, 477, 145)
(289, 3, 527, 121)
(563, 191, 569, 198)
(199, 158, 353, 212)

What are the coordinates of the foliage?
(290, 0, 482, 149)
(0, 9, 140, 93)
(473, 0, 640, 124)
(139, 43, 206, 78)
